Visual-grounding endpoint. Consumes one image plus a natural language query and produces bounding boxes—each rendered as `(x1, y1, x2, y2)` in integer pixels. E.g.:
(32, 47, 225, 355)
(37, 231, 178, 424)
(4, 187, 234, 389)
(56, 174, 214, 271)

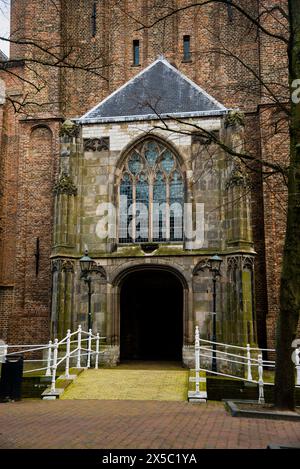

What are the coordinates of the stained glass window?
(119, 174, 133, 243)
(153, 172, 167, 242)
(128, 152, 142, 175)
(161, 151, 174, 174)
(145, 141, 159, 167)
(136, 175, 149, 242)
(118, 139, 184, 243)
(170, 172, 184, 241)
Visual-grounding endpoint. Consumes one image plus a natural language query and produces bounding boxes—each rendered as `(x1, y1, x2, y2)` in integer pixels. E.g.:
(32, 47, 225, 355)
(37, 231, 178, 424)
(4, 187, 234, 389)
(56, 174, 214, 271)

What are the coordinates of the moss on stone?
(224, 110, 245, 128)
(114, 246, 145, 257)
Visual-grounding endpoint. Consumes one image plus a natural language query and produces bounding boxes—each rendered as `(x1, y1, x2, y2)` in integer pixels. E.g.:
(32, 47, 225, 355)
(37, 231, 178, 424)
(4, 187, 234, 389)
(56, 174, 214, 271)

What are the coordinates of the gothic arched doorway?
(120, 269, 183, 361)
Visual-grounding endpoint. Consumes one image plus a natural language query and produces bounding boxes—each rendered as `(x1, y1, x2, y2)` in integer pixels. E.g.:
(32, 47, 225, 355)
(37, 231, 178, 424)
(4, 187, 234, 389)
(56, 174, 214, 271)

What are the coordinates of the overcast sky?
(0, 0, 10, 57)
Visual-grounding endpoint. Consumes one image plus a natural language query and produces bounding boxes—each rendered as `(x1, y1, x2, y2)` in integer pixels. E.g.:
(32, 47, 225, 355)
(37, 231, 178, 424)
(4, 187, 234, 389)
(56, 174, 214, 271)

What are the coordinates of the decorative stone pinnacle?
(224, 110, 245, 128)
(59, 119, 80, 138)
(53, 172, 77, 196)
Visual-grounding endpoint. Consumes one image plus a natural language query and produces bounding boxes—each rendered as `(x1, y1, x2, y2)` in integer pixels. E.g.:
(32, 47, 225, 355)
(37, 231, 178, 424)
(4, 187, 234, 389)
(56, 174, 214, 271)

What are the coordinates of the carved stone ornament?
(227, 256, 239, 271)
(242, 256, 255, 270)
(61, 260, 75, 273)
(59, 119, 80, 138)
(192, 259, 211, 276)
(226, 159, 251, 190)
(87, 264, 107, 284)
(94, 265, 107, 281)
(84, 137, 110, 152)
(224, 110, 245, 129)
(52, 259, 75, 273)
(53, 172, 77, 196)
(52, 259, 62, 272)
(227, 255, 255, 271)
(60, 148, 71, 158)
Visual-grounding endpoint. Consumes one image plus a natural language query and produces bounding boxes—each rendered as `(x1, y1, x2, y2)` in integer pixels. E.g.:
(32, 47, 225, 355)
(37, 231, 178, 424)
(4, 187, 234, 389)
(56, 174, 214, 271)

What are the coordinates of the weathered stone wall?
(50, 113, 256, 365)
(77, 118, 226, 253)
(49, 250, 256, 366)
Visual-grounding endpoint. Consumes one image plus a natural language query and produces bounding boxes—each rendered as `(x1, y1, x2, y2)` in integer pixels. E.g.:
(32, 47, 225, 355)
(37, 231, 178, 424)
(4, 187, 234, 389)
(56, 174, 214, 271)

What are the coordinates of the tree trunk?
(274, 0, 300, 411)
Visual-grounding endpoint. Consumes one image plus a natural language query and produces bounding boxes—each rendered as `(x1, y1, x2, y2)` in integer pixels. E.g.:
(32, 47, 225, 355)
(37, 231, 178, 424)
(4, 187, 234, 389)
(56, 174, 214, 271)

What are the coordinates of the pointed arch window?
(118, 139, 185, 243)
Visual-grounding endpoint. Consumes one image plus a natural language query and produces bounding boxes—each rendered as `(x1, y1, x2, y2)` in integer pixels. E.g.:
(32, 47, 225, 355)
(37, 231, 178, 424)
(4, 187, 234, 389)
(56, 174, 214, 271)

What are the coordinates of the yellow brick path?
(61, 366, 189, 401)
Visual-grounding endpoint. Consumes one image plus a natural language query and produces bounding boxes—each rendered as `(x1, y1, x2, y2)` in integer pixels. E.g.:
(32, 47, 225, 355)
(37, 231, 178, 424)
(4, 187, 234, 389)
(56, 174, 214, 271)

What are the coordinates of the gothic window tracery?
(118, 139, 184, 243)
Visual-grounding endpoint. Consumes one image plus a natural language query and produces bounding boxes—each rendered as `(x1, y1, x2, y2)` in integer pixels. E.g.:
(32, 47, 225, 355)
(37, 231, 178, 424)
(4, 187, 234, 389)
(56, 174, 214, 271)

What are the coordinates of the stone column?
(51, 259, 75, 340)
(223, 112, 254, 250)
(226, 255, 256, 346)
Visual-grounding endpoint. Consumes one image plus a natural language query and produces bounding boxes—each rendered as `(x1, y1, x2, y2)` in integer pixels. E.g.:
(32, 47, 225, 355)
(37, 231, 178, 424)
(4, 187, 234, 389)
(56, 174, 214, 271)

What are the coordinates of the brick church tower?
(0, 1, 292, 361)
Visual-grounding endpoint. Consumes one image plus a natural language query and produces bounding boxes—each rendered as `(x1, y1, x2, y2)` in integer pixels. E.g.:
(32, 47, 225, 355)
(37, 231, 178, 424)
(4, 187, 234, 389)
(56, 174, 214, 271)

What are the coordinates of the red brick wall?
(258, 0, 290, 347)
(0, 0, 293, 347)
(0, 287, 13, 342)
(0, 0, 61, 344)
(58, 0, 261, 116)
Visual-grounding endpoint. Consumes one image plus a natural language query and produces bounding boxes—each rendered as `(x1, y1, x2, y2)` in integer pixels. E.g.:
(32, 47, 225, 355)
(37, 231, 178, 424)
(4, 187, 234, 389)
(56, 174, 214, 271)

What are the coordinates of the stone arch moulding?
(110, 261, 189, 289)
(114, 133, 188, 181)
(107, 261, 191, 353)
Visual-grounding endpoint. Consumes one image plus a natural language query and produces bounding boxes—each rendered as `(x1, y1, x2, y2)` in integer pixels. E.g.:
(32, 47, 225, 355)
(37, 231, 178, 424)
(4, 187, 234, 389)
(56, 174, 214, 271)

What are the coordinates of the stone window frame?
(116, 138, 186, 245)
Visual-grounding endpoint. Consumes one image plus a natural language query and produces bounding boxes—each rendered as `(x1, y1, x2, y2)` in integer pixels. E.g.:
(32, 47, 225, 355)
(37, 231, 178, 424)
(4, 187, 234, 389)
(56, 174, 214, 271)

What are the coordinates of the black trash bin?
(0, 355, 23, 402)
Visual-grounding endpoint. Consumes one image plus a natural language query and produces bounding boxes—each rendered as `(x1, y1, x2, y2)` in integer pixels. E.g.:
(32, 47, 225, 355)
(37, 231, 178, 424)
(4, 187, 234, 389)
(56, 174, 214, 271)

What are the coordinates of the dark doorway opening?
(120, 269, 183, 361)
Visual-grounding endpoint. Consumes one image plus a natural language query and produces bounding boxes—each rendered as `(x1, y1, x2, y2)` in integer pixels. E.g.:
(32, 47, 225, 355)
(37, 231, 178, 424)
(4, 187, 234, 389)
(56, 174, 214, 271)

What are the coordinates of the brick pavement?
(0, 400, 299, 449)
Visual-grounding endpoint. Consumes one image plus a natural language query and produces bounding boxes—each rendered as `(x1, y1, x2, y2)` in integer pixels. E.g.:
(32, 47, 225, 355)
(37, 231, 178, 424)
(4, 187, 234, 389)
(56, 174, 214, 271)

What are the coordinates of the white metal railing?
(0, 326, 106, 393)
(192, 326, 300, 403)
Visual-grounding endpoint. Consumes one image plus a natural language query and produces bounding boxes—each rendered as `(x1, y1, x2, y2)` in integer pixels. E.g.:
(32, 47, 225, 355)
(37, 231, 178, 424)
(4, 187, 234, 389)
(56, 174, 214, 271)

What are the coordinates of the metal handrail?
(192, 326, 300, 403)
(0, 326, 105, 392)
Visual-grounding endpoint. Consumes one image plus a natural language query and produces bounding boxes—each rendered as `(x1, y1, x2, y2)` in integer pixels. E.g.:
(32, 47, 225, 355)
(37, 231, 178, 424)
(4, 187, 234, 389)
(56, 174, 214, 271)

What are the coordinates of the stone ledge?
(267, 444, 300, 449)
(41, 369, 84, 400)
(224, 400, 300, 421)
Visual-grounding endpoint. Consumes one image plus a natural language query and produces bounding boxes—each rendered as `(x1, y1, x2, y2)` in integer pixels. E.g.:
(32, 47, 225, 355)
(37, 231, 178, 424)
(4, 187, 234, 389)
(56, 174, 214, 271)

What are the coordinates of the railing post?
(45, 340, 52, 377)
(65, 329, 71, 378)
(87, 329, 92, 369)
(76, 325, 82, 369)
(224, 345, 229, 373)
(1, 344, 8, 363)
(95, 333, 100, 370)
(258, 353, 265, 404)
(195, 326, 200, 395)
(296, 347, 300, 386)
(51, 339, 58, 393)
(246, 344, 253, 381)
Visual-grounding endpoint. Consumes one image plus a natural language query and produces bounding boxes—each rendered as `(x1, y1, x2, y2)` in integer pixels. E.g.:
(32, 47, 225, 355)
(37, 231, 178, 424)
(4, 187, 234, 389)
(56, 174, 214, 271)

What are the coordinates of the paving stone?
(1, 400, 300, 449)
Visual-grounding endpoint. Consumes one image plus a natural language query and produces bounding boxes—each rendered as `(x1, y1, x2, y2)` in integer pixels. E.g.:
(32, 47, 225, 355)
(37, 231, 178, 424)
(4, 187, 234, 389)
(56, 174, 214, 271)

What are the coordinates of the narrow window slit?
(91, 2, 97, 37)
(133, 40, 140, 66)
(183, 35, 191, 62)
